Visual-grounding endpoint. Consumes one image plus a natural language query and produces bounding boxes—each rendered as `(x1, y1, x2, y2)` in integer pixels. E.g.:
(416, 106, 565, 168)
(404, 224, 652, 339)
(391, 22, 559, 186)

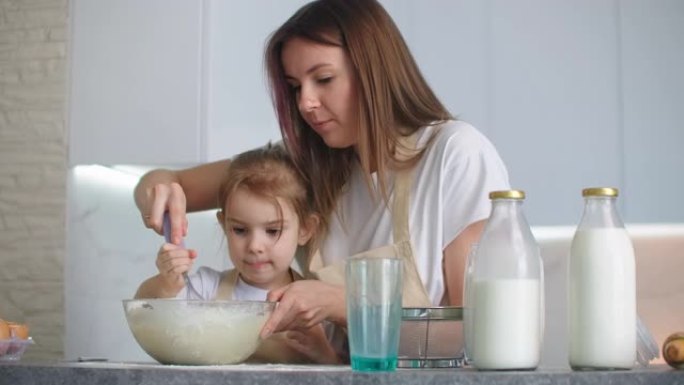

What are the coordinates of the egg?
(0, 319, 10, 340)
(663, 332, 684, 369)
(0, 319, 10, 355)
(7, 322, 29, 340)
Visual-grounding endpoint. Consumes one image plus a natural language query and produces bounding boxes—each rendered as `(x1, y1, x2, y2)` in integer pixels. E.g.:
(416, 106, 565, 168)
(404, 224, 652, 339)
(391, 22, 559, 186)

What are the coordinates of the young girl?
(134, 145, 341, 364)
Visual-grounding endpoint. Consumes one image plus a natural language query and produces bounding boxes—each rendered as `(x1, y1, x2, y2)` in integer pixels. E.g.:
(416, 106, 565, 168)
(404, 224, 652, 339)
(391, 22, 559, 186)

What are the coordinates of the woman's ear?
(297, 214, 320, 245)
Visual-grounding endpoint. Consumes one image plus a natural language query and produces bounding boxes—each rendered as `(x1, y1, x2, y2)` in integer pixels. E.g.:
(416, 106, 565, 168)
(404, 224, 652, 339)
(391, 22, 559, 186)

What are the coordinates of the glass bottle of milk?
(569, 187, 636, 370)
(466, 190, 544, 370)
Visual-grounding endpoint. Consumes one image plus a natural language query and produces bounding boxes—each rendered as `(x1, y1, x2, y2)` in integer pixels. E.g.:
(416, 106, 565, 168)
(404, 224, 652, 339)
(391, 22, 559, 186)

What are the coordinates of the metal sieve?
(398, 307, 465, 368)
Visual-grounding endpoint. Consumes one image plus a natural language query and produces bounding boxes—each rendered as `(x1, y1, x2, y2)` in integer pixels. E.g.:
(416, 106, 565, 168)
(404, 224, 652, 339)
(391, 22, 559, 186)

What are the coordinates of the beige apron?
(306, 138, 433, 308)
(215, 269, 313, 364)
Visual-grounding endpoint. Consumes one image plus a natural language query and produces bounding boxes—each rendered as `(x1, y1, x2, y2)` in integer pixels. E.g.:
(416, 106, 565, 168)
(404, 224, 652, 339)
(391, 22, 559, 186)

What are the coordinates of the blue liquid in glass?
(351, 355, 398, 371)
(347, 303, 401, 372)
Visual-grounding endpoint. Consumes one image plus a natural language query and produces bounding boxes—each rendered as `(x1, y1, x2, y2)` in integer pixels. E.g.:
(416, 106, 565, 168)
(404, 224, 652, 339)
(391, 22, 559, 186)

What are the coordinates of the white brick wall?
(0, 0, 69, 360)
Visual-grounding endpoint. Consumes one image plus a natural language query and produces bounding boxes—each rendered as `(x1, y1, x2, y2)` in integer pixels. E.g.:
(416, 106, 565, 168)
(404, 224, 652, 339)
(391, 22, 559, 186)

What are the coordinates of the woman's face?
(281, 37, 359, 149)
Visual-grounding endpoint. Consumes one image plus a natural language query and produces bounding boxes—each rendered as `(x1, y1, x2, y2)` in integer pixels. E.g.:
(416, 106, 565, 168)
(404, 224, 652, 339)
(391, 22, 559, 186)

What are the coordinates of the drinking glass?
(346, 257, 403, 371)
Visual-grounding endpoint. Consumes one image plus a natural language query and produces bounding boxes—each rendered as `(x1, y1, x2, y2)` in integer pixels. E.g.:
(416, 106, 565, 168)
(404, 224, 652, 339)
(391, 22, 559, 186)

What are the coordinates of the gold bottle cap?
(582, 187, 618, 197)
(489, 190, 525, 200)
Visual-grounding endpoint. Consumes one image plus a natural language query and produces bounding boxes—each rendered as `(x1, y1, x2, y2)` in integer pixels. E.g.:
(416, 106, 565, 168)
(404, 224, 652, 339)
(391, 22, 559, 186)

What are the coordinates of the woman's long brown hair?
(265, 0, 452, 234)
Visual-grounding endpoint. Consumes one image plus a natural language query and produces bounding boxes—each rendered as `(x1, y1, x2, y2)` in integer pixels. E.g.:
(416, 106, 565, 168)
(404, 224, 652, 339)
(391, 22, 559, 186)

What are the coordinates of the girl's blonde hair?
(218, 144, 318, 254)
(265, 0, 452, 233)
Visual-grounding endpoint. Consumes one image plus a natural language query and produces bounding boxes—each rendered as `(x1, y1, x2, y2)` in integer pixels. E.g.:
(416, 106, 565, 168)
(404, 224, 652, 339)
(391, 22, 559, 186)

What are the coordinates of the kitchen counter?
(0, 361, 682, 385)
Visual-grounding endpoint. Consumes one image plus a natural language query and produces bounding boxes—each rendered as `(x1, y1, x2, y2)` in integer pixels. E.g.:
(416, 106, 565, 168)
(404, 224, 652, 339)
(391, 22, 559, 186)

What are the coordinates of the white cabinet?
(69, 0, 205, 165)
(387, 1, 623, 225)
(486, 0, 623, 225)
(68, 0, 684, 222)
(621, 0, 684, 222)
(388, 0, 684, 224)
(68, 0, 304, 166)
(202, 0, 307, 161)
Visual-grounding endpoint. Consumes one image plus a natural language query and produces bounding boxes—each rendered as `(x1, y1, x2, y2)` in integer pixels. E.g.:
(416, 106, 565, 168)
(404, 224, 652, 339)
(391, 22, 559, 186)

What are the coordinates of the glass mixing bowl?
(122, 299, 276, 365)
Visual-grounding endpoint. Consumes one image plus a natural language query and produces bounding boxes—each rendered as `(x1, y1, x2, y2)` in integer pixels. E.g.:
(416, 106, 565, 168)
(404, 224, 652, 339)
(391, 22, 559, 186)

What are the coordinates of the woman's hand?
(260, 280, 346, 339)
(134, 160, 232, 244)
(282, 323, 342, 364)
(136, 177, 189, 245)
(155, 243, 197, 291)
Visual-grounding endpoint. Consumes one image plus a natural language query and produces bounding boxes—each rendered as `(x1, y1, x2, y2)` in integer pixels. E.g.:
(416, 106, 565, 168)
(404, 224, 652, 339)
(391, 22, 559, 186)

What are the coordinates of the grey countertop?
(1, 361, 683, 385)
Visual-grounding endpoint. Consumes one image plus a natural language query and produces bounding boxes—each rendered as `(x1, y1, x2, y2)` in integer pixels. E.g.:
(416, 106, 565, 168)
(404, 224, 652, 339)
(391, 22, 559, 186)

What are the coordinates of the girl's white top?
(176, 266, 269, 301)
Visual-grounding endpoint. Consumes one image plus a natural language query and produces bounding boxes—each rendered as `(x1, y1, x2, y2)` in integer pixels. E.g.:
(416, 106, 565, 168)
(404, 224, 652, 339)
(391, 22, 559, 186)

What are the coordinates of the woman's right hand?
(134, 160, 233, 244)
(148, 182, 188, 245)
(155, 243, 197, 291)
(135, 172, 189, 245)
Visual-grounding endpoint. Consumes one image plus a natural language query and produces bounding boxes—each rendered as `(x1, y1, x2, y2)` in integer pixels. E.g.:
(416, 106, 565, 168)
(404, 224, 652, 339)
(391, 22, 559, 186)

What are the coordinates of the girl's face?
(281, 37, 359, 149)
(218, 187, 312, 290)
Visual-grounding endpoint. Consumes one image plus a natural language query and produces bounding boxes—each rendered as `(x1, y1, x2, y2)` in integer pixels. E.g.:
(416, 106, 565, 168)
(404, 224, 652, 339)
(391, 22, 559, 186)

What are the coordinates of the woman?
(134, 0, 509, 340)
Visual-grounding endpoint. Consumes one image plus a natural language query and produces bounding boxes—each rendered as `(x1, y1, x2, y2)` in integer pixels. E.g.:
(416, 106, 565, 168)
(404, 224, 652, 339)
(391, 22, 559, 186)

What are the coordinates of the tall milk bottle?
(465, 190, 544, 370)
(569, 187, 636, 370)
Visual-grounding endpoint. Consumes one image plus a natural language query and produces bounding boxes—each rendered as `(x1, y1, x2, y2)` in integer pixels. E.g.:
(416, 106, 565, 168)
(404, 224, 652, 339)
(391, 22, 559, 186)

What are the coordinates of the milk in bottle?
(465, 190, 544, 370)
(569, 187, 636, 370)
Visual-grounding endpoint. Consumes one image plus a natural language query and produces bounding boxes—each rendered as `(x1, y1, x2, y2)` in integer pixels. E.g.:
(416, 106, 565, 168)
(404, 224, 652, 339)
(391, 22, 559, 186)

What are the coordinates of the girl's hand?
(261, 280, 346, 339)
(155, 243, 197, 291)
(283, 323, 342, 364)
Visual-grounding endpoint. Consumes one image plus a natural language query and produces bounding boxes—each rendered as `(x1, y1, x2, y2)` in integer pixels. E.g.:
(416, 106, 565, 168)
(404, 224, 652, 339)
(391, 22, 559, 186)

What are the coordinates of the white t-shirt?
(320, 120, 510, 305)
(176, 266, 269, 301)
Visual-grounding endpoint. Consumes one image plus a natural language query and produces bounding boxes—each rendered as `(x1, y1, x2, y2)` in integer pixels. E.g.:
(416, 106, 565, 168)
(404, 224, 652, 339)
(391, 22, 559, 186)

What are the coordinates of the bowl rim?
(122, 298, 276, 305)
